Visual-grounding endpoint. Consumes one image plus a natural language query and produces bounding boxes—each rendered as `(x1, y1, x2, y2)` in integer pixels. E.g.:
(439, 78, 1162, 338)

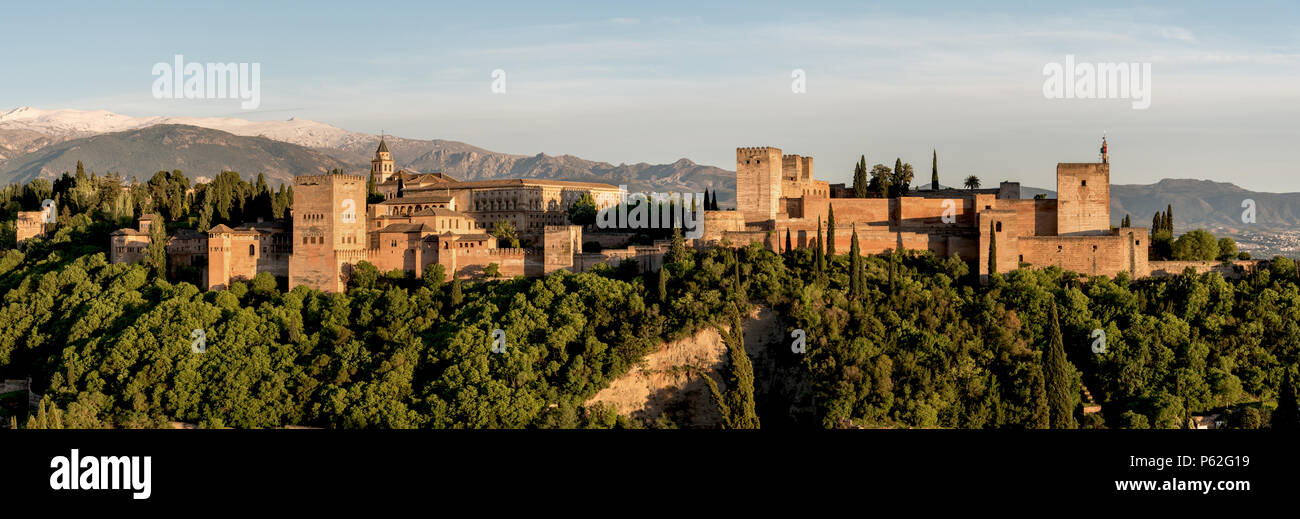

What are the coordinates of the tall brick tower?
(1056, 138, 1111, 235)
(736, 147, 783, 224)
(289, 173, 368, 292)
(371, 137, 395, 183)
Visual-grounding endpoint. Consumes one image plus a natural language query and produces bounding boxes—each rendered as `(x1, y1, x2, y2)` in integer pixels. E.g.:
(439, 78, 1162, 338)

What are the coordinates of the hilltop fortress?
(706, 139, 1152, 279)
(90, 137, 1251, 291)
(107, 139, 669, 292)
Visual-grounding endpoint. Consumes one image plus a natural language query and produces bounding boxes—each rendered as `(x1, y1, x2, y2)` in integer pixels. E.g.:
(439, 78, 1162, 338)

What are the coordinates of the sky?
(1, 0, 1298, 191)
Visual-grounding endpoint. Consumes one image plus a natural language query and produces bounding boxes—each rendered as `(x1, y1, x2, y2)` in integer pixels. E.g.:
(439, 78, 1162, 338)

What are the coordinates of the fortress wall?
(290, 174, 368, 292)
(702, 211, 747, 242)
(1056, 163, 1110, 235)
(16, 211, 48, 244)
(992, 198, 1059, 237)
(1146, 260, 1260, 279)
(897, 196, 976, 230)
(543, 225, 582, 274)
(978, 209, 1020, 275)
(737, 147, 783, 223)
(454, 248, 526, 279)
(856, 229, 938, 255)
(822, 198, 890, 227)
(1019, 234, 1134, 277)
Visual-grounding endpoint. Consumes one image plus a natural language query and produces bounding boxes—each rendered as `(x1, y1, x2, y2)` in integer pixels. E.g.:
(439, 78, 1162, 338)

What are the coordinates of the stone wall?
(1147, 260, 1261, 279)
(289, 174, 368, 292)
(736, 147, 783, 223)
(1056, 163, 1110, 235)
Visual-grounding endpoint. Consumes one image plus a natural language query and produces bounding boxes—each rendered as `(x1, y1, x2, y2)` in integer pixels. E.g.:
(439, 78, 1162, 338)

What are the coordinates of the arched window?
(249, 244, 256, 256)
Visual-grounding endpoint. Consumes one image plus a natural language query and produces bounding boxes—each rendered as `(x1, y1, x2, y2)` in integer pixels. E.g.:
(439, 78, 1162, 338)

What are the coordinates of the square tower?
(1056, 162, 1110, 235)
(736, 147, 783, 224)
(289, 173, 369, 292)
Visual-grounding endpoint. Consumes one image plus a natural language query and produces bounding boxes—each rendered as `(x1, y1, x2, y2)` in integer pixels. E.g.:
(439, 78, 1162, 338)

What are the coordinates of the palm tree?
(964, 175, 981, 190)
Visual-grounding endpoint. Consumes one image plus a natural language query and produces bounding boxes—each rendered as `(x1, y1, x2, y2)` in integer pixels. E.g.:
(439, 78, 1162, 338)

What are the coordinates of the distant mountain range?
(0, 107, 1295, 239)
(0, 107, 734, 201)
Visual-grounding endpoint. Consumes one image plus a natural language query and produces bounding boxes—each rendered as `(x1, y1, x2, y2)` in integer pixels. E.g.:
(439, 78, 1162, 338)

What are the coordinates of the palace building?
(109, 138, 632, 292)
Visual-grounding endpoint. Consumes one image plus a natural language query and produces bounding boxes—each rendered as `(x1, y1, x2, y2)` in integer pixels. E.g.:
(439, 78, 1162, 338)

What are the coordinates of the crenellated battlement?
(295, 173, 368, 185)
(460, 247, 528, 258)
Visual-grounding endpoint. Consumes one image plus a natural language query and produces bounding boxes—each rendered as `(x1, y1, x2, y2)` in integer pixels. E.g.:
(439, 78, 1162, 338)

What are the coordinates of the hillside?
(0, 125, 350, 185)
(0, 107, 735, 201)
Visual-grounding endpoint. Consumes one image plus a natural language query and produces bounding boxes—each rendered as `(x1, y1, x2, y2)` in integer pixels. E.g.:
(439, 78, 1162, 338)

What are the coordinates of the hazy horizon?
(2, 1, 1298, 192)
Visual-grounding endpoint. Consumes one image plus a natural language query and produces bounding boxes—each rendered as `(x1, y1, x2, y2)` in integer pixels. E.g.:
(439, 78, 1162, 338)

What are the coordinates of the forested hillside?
(2, 168, 1298, 429)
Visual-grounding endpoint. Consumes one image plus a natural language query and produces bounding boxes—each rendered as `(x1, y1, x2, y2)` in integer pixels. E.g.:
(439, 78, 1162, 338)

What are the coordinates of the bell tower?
(372, 136, 395, 182)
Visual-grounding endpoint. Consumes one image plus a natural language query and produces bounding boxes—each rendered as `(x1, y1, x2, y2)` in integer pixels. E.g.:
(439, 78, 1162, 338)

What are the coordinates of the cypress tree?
(849, 223, 861, 301)
(145, 216, 168, 278)
(988, 220, 997, 276)
(785, 228, 792, 253)
(931, 149, 939, 190)
(1166, 204, 1173, 233)
(1273, 369, 1299, 430)
(826, 204, 836, 258)
(700, 307, 760, 429)
(702, 188, 710, 210)
(449, 278, 463, 306)
(1044, 301, 1077, 429)
(657, 266, 669, 304)
(711, 191, 718, 210)
(815, 218, 826, 275)
(1029, 367, 1050, 429)
(668, 227, 687, 266)
(853, 155, 869, 198)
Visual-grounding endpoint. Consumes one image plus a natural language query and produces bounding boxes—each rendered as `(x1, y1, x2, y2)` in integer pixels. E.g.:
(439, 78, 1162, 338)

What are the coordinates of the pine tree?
(1273, 369, 1299, 430)
(657, 266, 669, 304)
(1044, 301, 1077, 429)
(931, 149, 939, 190)
(987, 220, 997, 276)
(825, 204, 836, 258)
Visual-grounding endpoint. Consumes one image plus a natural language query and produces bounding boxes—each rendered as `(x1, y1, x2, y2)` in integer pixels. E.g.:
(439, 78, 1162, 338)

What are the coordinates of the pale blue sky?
(2, 1, 1298, 191)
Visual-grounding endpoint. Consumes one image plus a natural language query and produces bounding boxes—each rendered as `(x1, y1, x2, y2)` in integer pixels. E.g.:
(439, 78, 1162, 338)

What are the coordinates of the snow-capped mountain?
(0, 107, 371, 149)
(0, 107, 737, 203)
